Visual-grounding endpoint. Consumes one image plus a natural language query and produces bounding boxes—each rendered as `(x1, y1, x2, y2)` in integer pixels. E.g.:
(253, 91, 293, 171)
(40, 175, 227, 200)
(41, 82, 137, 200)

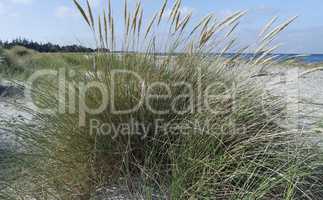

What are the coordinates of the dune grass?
(0, 46, 35, 76)
(0, 46, 91, 79)
(1, 0, 323, 199)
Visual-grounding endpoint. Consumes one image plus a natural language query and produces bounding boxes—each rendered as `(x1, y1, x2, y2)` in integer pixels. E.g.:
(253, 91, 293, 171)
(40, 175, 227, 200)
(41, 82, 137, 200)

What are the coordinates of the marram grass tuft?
(1, 0, 323, 199)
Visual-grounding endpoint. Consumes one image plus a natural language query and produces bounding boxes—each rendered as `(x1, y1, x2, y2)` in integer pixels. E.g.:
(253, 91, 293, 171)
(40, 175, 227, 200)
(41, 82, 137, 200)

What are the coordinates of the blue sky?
(0, 0, 322, 54)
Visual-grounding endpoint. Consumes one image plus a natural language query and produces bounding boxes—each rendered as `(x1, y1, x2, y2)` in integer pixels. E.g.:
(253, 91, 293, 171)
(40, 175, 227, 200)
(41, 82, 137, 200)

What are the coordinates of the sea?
(123, 52, 323, 64)
(273, 54, 323, 64)
(242, 54, 323, 64)
(300, 54, 323, 64)
(220, 53, 323, 64)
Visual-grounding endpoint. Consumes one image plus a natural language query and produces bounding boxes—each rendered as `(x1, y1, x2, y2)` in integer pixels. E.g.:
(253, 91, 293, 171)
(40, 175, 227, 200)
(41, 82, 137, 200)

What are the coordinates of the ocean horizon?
(221, 53, 323, 64)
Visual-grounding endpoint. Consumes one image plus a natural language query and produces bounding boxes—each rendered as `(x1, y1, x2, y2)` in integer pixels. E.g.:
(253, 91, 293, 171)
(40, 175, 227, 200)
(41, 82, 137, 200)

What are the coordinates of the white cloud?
(9, 0, 33, 5)
(55, 6, 78, 18)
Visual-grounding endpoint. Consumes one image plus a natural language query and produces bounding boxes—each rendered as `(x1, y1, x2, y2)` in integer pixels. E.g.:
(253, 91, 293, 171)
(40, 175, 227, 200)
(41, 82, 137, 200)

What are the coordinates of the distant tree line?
(0, 38, 100, 53)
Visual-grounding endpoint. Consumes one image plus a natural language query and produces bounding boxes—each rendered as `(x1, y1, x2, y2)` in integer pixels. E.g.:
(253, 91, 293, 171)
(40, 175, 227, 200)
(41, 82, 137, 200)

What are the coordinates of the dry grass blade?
(199, 28, 216, 47)
(103, 10, 109, 48)
(255, 16, 297, 55)
(108, 0, 112, 25)
(174, 11, 181, 32)
(224, 22, 240, 39)
(72, 0, 91, 27)
(127, 13, 131, 36)
(253, 44, 282, 67)
(86, 0, 95, 29)
(98, 15, 104, 46)
(262, 16, 297, 43)
(111, 18, 115, 50)
(138, 8, 143, 37)
(201, 12, 244, 42)
(201, 15, 213, 35)
(168, 0, 181, 21)
(124, 0, 130, 36)
(170, 0, 182, 28)
(259, 16, 278, 38)
(255, 39, 273, 54)
(262, 54, 280, 65)
(186, 41, 194, 54)
(124, 0, 128, 26)
(220, 39, 236, 55)
(178, 12, 192, 32)
(158, 0, 168, 25)
(146, 36, 156, 53)
(218, 11, 246, 27)
(107, 0, 114, 49)
(132, 2, 141, 34)
(145, 13, 158, 39)
(226, 46, 249, 62)
(189, 14, 213, 37)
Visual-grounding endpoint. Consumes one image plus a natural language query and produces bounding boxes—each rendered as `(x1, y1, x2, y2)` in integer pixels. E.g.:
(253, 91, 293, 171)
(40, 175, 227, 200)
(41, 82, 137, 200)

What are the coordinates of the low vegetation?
(0, 46, 91, 78)
(1, 0, 323, 199)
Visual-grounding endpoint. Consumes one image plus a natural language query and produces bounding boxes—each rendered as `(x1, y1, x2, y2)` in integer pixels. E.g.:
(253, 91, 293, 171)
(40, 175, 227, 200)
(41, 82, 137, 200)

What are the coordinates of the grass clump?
(4, 45, 36, 66)
(1, 0, 323, 199)
(0, 46, 36, 75)
(0, 47, 91, 78)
